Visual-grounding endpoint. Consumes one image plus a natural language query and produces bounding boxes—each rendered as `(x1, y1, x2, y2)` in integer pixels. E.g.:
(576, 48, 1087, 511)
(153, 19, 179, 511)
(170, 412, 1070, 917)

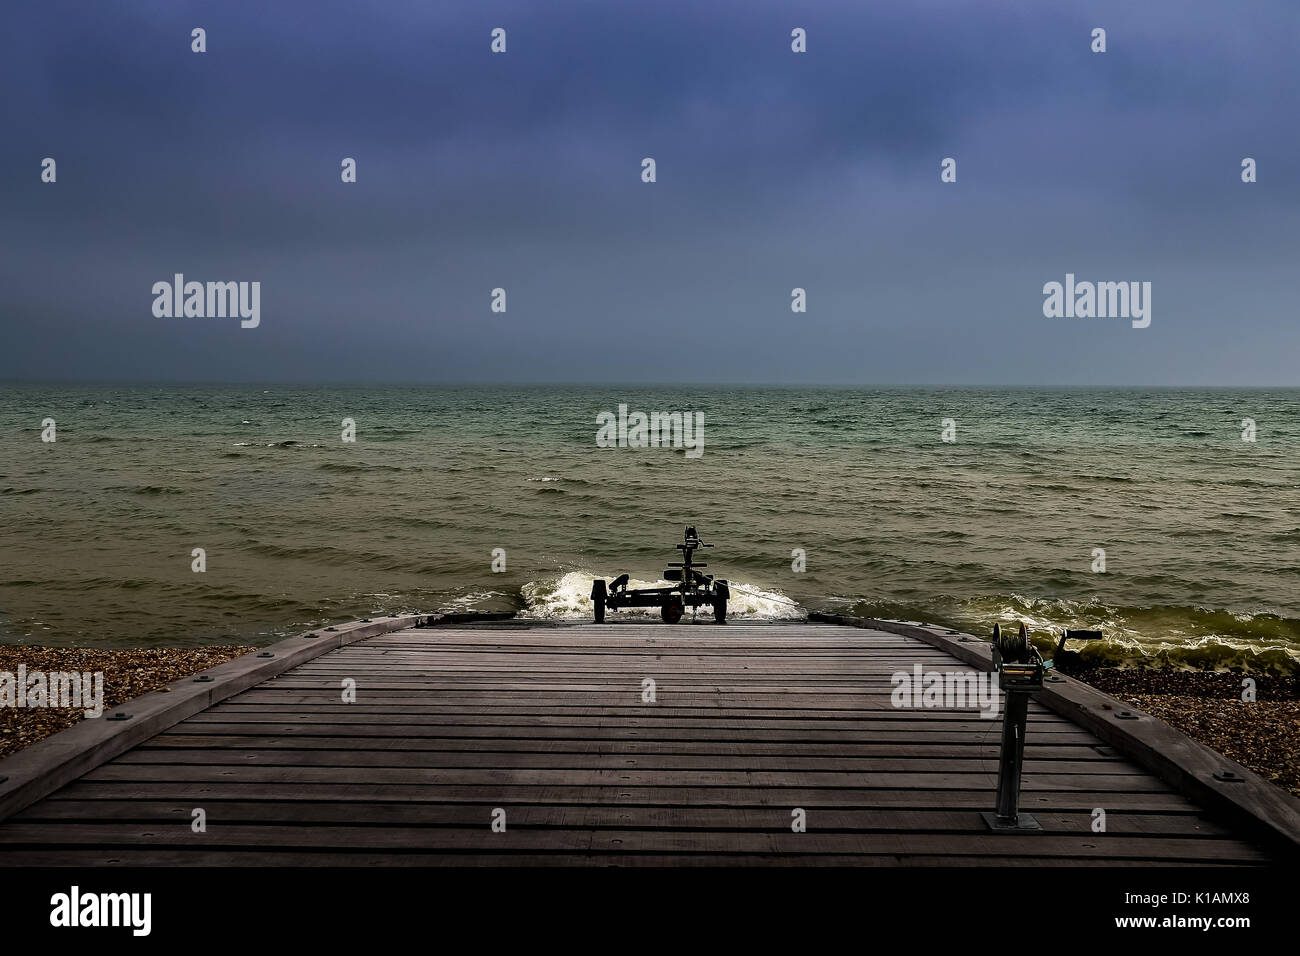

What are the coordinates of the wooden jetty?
(0, 614, 1296, 866)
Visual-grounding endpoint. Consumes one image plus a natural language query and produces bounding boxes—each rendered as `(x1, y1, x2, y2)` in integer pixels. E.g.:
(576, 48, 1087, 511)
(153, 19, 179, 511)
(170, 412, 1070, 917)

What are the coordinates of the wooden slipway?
(0, 613, 1296, 866)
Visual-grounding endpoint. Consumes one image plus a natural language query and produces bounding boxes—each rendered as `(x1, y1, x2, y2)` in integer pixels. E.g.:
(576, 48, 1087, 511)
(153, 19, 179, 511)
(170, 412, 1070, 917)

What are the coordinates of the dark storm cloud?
(2, 0, 1298, 384)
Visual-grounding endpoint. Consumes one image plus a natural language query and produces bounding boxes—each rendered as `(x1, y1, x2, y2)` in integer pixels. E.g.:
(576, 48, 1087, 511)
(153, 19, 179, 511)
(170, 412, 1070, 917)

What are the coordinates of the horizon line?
(1, 378, 1298, 390)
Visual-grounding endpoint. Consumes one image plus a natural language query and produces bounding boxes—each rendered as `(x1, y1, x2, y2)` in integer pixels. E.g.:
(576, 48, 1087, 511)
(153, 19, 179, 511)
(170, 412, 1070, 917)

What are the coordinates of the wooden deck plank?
(137, 735, 1114, 759)
(0, 848, 1252, 867)
(0, 619, 1286, 866)
(106, 748, 1146, 775)
(8, 801, 1236, 836)
(0, 824, 1269, 862)
(182, 711, 1086, 730)
(172, 721, 1095, 742)
(73, 764, 1181, 792)
(27, 780, 1214, 811)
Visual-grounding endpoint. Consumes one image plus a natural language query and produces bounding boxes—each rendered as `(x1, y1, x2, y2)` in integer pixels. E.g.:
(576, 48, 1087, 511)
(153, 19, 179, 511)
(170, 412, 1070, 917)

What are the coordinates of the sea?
(1, 384, 1296, 671)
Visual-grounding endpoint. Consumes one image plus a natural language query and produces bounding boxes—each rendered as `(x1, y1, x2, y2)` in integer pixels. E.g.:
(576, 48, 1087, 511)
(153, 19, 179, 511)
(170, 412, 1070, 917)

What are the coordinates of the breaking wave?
(841, 593, 1300, 673)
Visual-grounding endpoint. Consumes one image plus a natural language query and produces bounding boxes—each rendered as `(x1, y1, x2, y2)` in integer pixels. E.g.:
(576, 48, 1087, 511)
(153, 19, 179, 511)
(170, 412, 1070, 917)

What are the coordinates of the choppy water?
(0, 385, 1296, 671)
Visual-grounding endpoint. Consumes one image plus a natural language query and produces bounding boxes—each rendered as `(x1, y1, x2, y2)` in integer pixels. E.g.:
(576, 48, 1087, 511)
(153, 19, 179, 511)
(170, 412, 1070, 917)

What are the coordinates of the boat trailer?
(591, 526, 730, 624)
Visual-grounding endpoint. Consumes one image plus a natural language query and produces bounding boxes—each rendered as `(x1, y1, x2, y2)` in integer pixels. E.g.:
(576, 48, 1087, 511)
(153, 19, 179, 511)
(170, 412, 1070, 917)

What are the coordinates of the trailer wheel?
(661, 596, 684, 624)
(713, 596, 727, 624)
(591, 579, 607, 623)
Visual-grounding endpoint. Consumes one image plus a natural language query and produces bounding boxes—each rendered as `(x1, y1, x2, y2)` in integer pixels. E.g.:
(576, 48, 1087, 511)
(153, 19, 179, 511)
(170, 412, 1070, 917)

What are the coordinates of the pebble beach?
(1070, 667, 1300, 797)
(0, 645, 254, 760)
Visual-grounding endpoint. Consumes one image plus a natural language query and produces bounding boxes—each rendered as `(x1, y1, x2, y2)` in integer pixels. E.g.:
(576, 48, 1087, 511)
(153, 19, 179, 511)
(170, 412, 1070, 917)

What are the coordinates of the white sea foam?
(441, 590, 507, 611)
(521, 571, 804, 621)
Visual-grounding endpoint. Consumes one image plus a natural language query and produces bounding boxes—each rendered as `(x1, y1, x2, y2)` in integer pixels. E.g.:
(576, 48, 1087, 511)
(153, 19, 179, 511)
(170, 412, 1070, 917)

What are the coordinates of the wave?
(317, 461, 405, 473)
(840, 593, 1300, 673)
(108, 484, 186, 496)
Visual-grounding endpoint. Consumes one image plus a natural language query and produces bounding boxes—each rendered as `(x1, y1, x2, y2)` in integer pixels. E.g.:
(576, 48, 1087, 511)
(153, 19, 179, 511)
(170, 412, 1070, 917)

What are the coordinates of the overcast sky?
(2, 0, 1298, 386)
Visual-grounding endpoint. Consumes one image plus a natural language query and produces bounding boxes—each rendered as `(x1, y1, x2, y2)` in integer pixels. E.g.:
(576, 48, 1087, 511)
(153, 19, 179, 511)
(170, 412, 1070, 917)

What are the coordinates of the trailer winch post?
(982, 622, 1044, 832)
